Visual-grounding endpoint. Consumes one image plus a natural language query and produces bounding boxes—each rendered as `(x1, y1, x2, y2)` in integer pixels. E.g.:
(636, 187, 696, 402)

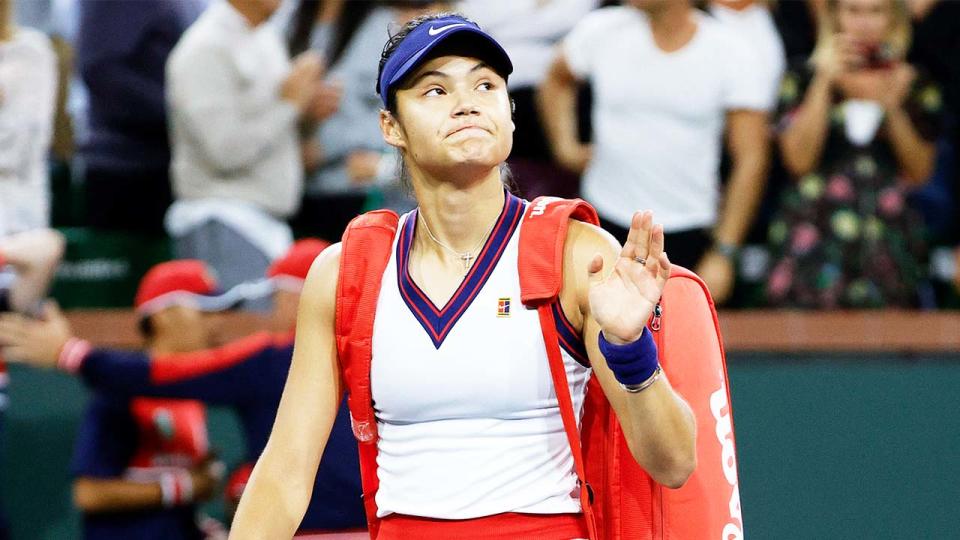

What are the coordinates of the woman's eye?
(424, 87, 445, 97)
(477, 82, 494, 91)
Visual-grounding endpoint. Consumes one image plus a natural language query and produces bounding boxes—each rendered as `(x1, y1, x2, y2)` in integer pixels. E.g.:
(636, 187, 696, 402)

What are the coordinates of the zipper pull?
(650, 302, 662, 332)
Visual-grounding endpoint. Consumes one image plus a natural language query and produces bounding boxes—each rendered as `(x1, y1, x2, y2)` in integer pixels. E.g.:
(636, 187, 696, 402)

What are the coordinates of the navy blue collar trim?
(397, 192, 525, 348)
(552, 302, 590, 367)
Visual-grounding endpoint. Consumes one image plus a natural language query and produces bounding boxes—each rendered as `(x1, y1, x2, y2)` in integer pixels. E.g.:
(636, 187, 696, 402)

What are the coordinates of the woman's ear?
(380, 109, 406, 149)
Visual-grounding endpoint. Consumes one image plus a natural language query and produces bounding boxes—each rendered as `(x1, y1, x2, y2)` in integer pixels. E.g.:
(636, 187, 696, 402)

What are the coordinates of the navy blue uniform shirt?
(77, 333, 364, 531)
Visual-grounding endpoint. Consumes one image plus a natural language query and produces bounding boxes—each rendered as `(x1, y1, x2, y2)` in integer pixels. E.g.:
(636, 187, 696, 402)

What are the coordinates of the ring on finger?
(634, 256, 647, 266)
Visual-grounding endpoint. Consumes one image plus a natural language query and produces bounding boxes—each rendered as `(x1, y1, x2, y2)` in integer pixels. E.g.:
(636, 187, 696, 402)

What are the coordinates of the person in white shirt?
(0, 0, 65, 315)
(0, 3, 57, 237)
(539, 0, 772, 304)
(165, 0, 338, 301)
(0, 2, 65, 535)
(710, 0, 785, 109)
(460, 0, 601, 200)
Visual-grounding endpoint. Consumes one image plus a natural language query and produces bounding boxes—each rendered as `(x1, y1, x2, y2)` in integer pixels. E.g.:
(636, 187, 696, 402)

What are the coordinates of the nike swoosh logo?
(428, 23, 467, 36)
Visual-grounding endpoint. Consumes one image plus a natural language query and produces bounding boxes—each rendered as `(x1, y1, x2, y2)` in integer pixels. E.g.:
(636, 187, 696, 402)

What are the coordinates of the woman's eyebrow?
(470, 62, 493, 73)
(408, 70, 449, 87)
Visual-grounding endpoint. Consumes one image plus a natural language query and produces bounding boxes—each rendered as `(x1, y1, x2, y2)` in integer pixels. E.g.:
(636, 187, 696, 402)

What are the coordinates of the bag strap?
(519, 197, 601, 539)
(537, 304, 599, 540)
(518, 197, 599, 305)
(335, 209, 400, 539)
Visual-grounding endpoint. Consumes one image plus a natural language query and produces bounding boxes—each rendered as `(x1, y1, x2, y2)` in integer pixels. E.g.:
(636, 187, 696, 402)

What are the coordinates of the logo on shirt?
(428, 23, 467, 36)
(497, 297, 511, 318)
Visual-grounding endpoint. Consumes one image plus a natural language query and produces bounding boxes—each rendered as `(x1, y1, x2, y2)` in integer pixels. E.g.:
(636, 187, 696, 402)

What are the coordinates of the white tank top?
(371, 193, 593, 519)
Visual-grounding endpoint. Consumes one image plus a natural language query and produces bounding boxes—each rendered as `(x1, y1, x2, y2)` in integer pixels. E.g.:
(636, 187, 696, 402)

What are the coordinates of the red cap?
(267, 239, 330, 289)
(134, 260, 236, 316)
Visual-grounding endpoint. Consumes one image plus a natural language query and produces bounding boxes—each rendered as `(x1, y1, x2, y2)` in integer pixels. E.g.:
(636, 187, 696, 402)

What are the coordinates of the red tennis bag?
(335, 197, 743, 539)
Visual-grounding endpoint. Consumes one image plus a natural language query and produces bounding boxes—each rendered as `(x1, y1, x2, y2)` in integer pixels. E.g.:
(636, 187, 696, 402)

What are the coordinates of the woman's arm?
(885, 106, 935, 184)
(229, 245, 344, 538)
(779, 72, 834, 177)
(561, 215, 696, 488)
(74, 466, 216, 514)
(881, 65, 936, 185)
(780, 34, 862, 176)
(697, 109, 771, 304)
(537, 50, 592, 174)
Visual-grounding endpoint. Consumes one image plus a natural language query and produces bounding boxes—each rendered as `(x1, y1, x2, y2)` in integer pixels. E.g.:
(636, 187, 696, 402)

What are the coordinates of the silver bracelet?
(619, 366, 662, 394)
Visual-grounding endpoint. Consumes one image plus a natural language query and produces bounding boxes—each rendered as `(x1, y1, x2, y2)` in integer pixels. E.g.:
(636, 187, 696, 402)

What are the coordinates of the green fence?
(2, 355, 959, 538)
(49, 229, 172, 309)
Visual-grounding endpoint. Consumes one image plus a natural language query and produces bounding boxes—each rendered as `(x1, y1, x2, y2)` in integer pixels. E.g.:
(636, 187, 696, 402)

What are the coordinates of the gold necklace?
(417, 210, 497, 273)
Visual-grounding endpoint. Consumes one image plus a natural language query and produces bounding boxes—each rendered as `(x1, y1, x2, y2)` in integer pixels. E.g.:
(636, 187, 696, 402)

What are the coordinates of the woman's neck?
(411, 168, 506, 256)
(645, 3, 697, 53)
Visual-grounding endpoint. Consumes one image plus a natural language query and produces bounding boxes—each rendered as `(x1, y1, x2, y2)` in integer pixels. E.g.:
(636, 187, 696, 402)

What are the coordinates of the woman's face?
(382, 55, 514, 180)
(835, 0, 893, 48)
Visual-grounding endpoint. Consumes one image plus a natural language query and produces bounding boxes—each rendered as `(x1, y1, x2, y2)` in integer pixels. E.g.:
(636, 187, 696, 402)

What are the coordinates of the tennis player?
(232, 13, 696, 539)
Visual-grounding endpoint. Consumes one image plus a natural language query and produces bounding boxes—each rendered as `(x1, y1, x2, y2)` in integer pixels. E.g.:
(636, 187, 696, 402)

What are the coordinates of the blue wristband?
(598, 329, 659, 385)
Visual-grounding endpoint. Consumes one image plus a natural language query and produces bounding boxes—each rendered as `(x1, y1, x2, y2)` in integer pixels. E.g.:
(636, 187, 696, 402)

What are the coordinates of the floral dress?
(766, 62, 943, 308)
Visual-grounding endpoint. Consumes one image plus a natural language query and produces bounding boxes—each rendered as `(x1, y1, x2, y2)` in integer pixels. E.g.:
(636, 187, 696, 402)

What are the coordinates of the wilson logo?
(529, 197, 562, 217)
(710, 378, 743, 539)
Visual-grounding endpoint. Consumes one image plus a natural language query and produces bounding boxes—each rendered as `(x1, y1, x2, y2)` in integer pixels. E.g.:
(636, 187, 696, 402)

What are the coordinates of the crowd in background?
(1, 0, 960, 537)
(3, 0, 960, 310)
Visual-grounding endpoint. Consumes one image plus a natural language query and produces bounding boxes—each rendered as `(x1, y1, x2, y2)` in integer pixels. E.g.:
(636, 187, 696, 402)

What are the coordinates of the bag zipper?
(650, 302, 663, 332)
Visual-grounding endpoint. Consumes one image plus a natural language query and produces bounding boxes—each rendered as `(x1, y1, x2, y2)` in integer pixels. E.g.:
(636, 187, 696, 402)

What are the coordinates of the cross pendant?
(460, 253, 475, 272)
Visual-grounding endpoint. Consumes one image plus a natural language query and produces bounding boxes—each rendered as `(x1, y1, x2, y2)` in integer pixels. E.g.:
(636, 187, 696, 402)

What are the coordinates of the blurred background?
(1, 0, 958, 538)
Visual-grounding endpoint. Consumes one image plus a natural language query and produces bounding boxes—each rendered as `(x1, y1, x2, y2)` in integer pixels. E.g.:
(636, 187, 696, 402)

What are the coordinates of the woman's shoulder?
(303, 242, 343, 300)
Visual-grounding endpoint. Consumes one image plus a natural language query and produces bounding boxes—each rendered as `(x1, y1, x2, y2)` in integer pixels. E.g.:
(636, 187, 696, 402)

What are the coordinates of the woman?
(767, 0, 943, 308)
(230, 13, 695, 539)
(292, 0, 449, 243)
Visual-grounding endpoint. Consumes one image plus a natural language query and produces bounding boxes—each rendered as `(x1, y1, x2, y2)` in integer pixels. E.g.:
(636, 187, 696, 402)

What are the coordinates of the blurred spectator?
(66, 261, 226, 539)
(540, 0, 772, 304)
(76, 0, 205, 233)
(460, 0, 601, 200)
(766, 0, 942, 308)
(0, 0, 57, 238)
(12, 0, 79, 166)
(0, 6, 65, 535)
(295, 0, 446, 242)
(0, 231, 64, 540)
(165, 0, 337, 298)
(0, 240, 367, 533)
(0, 0, 65, 315)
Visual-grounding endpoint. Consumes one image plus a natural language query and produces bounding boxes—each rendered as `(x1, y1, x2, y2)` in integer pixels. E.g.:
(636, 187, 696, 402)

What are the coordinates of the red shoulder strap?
(518, 197, 599, 306)
(335, 209, 399, 539)
(519, 197, 601, 539)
